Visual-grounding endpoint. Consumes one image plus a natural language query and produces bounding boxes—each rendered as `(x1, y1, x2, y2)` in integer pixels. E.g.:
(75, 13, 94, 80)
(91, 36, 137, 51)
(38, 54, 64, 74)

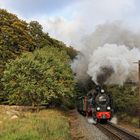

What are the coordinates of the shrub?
(2, 48, 75, 107)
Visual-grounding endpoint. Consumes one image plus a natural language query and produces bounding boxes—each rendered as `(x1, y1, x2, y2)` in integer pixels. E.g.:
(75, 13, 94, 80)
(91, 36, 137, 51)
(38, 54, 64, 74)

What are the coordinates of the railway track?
(96, 122, 140, 140)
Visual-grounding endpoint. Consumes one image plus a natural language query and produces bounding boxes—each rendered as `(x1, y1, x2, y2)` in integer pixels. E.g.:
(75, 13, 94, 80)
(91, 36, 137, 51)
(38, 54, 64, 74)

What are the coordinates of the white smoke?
(88, 44, 140, 85)
(71, 53, 89, 82)
(110, 116, 118, 124)
(72, 22, 140, 85)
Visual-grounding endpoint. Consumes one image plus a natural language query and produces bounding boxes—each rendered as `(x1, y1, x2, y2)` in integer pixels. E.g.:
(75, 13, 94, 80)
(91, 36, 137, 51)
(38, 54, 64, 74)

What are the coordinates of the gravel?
(69, 110, 110, 140)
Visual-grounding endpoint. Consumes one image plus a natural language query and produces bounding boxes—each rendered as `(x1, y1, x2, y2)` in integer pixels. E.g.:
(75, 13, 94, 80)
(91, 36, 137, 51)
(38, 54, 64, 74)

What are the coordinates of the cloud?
(42, 17, 86, 48)
(0, 0, 139, 49)
(0, 0, 78, 18)
(41, 0, 137, 49)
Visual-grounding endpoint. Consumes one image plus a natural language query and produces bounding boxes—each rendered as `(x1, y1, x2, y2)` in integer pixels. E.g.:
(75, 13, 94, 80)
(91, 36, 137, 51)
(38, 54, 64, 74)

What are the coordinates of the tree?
(107, 84, 138, 116)
(2, 48, 75, 107)
(0, 9, 77, 103)
(0, 9, 36, 54)
(0, 9, 36, 102)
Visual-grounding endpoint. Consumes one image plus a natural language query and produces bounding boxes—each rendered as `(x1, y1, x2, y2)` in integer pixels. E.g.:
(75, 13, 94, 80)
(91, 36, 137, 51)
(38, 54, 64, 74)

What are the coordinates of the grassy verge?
(117, 113, 139, 127)
(0, 108, 71, 140)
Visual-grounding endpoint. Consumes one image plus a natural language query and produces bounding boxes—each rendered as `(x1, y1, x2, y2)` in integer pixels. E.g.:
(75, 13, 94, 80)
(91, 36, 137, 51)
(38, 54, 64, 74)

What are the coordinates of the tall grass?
(0, 109, 71, 140)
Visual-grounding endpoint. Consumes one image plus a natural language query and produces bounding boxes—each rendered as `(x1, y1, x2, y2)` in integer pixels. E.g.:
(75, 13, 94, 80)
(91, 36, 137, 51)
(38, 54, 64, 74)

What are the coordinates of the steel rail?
(96, 122, 140, 140)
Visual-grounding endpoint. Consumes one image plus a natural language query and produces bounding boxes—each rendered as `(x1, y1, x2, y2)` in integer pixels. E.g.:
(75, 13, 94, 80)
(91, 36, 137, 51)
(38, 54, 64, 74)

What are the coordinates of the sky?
(0, 0, 140, 49)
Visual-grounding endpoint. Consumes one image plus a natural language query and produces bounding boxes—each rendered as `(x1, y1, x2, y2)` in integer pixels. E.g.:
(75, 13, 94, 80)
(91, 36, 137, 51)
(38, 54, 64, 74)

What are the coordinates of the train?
(76, 85, 113, 124)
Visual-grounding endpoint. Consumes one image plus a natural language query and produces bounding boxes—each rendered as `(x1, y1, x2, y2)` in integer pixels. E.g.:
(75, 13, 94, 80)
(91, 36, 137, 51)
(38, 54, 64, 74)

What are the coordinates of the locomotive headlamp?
(101, 89, 104, 93)
(97, 107, 100, 111)
(107, 106, 111, 110)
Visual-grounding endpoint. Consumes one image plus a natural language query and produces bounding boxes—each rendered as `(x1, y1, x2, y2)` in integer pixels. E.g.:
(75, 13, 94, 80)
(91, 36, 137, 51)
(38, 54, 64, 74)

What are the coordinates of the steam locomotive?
(76, 86, 113, 124)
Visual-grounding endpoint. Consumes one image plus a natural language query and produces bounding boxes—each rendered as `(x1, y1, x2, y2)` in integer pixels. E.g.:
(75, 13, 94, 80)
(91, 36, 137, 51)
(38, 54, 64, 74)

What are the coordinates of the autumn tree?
(0, 9, 36, 54)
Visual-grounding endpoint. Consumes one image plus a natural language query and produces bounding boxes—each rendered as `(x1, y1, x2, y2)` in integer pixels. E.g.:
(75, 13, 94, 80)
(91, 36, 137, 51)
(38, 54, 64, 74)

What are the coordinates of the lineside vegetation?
(0, 108, 71, 140)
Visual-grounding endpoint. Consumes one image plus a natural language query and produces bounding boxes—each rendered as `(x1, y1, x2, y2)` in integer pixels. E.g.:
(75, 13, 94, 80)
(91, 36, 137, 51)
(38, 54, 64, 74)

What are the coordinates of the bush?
(2, 48, 76, 107)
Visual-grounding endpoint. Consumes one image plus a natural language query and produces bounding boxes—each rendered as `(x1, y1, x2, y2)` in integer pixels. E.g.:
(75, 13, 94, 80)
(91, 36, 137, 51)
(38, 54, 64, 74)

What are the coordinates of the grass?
(117, 113, 139, 127)
(0, 107, 71, 140)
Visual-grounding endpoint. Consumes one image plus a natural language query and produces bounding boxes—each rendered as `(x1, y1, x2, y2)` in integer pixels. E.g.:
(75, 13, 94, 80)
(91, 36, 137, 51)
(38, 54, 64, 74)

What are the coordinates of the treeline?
(107, 84, 138, 116)
(0, 9, 77, 107)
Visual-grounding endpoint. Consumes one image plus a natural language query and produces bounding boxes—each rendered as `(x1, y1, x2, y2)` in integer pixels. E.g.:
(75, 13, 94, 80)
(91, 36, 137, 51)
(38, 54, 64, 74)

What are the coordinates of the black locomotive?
(76, 85, 113, 124)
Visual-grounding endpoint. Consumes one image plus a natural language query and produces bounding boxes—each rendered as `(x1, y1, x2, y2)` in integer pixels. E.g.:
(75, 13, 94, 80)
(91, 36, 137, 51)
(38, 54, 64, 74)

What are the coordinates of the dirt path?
(68, 110, 110, 140)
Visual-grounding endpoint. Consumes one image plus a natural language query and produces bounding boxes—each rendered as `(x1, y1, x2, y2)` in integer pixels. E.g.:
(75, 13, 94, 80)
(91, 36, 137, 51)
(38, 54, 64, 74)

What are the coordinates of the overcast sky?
(0, 0, 140, 48)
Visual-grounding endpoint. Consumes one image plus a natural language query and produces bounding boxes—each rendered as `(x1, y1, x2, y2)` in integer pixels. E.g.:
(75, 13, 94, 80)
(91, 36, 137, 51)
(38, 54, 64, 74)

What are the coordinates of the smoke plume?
(96, 66, 114, 85)
(72, 22, 140, 85)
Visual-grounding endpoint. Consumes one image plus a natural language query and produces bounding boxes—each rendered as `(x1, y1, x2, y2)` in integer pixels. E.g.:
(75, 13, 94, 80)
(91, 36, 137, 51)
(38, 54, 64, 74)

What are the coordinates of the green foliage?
(2, 48, 75, 106)
(0, 9, 77, 104)
(117, 113, 139, 127)
(28, 21, 78, 58)
(64, 46, 78, 60)
(107, 84, 138, 116)
(28, 21, 51, 49)
(0, 9, 35, 102)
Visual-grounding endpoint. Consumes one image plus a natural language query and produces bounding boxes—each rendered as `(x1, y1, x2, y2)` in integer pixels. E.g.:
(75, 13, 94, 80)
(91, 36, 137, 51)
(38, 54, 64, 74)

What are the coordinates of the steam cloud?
(96, 66, 114, 85)
(72, 22, 140, 85)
